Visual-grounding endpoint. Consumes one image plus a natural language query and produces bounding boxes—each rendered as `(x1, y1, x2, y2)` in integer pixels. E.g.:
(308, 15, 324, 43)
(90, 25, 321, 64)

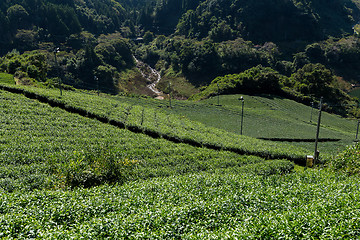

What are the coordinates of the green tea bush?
(237, 159, 294, 176)
(1, 170, 360, 239)
(330, 143, 360, 175)
(0, 73, 15, 84)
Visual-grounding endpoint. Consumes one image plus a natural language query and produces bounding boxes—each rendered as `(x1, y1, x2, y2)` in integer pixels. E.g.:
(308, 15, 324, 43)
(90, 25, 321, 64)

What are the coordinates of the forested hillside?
(175, 0, 360, 42)
(0, 0, 360, 113)
(1, 0, 359, 52)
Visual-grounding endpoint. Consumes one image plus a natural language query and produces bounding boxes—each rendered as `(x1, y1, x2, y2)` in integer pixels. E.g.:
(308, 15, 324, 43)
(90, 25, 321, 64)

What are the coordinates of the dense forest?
(1, 0, 360, 114)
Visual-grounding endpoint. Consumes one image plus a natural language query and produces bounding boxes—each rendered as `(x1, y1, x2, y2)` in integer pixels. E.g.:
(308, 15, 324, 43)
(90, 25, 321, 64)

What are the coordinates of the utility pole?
(53, 47, 62, 96)
(168, 82, 172, 108)
(356, 120, 360, 140)
(240, 96, 244, 135)
(94, 75, 99, 96)
(314, 97, 323, 164)
(217, 83, 220, 106)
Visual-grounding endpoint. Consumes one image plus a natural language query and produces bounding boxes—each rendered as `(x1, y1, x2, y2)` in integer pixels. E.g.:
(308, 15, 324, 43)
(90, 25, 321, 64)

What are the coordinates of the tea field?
(107, 93, 358, 156)
(1, 74, 360, 239)
(0, 89, 293, 192)
(0, 82, 311, 161)
(2, 171, 360, 239)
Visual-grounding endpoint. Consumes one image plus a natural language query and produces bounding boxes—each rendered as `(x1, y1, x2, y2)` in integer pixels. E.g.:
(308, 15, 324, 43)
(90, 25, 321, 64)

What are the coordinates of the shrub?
(190, 65, 284, 100)
(330, 143, 360, 175)
(54, 148, 139, 188)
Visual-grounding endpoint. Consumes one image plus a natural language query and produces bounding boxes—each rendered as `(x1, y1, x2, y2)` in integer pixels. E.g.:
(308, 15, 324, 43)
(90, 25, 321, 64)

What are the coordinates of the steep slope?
(175, 0, 360, 43)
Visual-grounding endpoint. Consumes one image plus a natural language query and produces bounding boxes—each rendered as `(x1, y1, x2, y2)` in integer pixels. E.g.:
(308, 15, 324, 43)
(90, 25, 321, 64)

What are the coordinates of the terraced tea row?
(0, 83, 312, 162)
(0, 90, 292, 191)
(1, 170, 359, 239)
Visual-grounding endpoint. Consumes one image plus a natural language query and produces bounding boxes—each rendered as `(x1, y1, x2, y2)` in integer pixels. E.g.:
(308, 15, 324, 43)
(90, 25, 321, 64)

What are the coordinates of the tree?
(6, 4, 29, 30)
(290, 63, 336, 98)
(143, 31, 155, 44)
(94, 65, 117, 93)
(209, 21, 234, 42)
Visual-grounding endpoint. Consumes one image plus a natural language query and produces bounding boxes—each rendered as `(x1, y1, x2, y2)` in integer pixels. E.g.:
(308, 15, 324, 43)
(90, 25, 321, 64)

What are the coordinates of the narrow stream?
(134, 56, 163, 97)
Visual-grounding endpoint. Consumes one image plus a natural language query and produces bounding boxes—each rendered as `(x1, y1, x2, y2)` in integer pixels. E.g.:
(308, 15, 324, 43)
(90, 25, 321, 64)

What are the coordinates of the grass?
(158, 75, 199, 99)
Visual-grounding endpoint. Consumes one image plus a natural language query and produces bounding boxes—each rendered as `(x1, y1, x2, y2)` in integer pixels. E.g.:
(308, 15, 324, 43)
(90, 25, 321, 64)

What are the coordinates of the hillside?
(1, 74, 360, 238)
(175, 0, 360, 42)
(2, 1, 360, 238)
(1, 0, 360, 104)
(0, 73, 357, 161)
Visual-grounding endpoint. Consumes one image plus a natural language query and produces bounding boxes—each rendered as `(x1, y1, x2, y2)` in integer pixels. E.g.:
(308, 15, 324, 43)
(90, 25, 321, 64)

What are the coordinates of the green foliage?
(143, 31, 155, 44)
(0, 50, 48, 81)
(288, 63, 351, 113)
(191, 65, 284, 100)
(95, 37, 134, 70)
(175, 0, 359, 42)
(0, 73, 15, 84)
(331, 143, 360, 175)
(1, 170, 360, 238)
(0, 33, 134, 93)
(135, 36, 279, 85)
(192, 63, 352, 115)
(209, 21, 235, 42)
(303, 36, 360, 82)
(354, 24, 360, 35)
(0, 88, 298, 192)
(138, 0, 201, 35)
(55, 148, 139, 188)
(0, 0, 139, 53)
(94, 65, 116, 92)
(290, 63, 335, 95)
(236, 160, 294, 176)
(67, 37, 133, 92)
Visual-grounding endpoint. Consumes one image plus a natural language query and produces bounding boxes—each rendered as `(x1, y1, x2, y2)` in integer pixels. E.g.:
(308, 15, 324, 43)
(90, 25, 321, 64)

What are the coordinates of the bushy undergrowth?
(190, 65, 284, 101)
(330, 143, 360, 175)
(51, 148, 139, 189)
